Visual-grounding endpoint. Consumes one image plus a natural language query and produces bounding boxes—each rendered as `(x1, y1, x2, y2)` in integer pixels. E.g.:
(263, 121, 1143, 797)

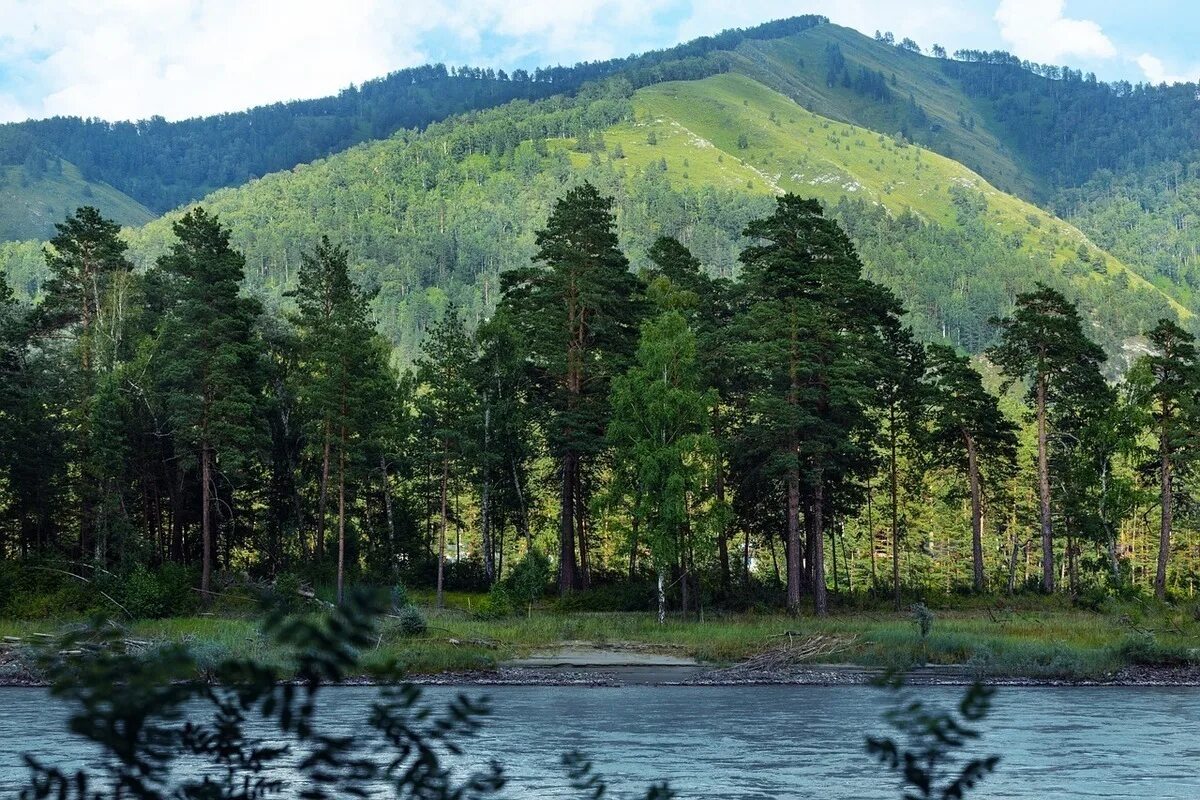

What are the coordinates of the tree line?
(1, 188, 1197, 616)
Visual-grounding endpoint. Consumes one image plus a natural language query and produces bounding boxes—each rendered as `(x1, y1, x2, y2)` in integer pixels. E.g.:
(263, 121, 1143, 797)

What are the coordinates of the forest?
(1, 188, 1197, 622)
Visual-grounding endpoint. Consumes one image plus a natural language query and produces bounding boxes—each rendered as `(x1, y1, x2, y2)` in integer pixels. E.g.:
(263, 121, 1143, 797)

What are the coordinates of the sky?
(0, 0, 1197, 124)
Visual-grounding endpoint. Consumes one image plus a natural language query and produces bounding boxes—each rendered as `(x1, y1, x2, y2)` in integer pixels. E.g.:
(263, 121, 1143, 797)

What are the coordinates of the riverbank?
(2, 593, 1198, 687)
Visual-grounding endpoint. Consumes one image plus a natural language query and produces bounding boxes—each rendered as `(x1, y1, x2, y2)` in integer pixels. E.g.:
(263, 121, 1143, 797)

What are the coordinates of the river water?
(0, 684, 1197, 798)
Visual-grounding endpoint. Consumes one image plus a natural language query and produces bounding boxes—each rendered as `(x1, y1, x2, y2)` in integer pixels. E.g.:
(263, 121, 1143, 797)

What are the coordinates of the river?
(0, 684, 1197, 798)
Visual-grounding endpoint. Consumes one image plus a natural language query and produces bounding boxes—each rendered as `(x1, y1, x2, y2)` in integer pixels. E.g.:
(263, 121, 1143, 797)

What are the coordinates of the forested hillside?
(0, 16, 826, 223)
(2, 71, 1178, 366)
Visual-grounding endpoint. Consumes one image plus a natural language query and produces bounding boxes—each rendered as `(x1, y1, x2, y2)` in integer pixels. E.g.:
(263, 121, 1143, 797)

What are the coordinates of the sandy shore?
(5, 644, 1200, 688)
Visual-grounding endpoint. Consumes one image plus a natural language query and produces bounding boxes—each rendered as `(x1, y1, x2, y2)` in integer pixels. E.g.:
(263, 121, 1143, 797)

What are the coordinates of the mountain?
(1, 16, 1197, 367)
(0, 16, 827, 226)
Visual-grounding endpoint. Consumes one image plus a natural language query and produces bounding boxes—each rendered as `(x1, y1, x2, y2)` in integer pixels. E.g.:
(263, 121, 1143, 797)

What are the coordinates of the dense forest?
(2, 194, 1197, 620)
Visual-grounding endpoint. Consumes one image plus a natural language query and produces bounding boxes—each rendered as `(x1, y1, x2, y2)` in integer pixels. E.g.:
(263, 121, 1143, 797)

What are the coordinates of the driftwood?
(718, 634, 858, 677)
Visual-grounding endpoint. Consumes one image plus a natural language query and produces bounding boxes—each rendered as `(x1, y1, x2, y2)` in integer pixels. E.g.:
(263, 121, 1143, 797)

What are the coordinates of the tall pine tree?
(989, 284, 1106, 593)
(499, 183, 641, 592)
(925, 344, 1017, 592)
(292, 236, 394, 604)
(155, 207, 264, 599)
(1137, 318, 1199, 600)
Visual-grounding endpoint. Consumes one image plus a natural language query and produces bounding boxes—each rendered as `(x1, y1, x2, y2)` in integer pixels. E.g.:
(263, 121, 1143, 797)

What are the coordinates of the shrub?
(1117, 632, 1195, 667)
(391, 581, 411, 611)
(393, 605, 427, 637)
(502, 549, 551, 612)
(475, 584, 514, 620)
(555, 581, 656, 613)
(120, 564, 198, 619)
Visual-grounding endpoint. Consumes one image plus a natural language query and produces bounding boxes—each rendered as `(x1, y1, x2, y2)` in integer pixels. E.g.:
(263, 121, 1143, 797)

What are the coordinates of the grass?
(0, 159, 154, 242)
(557, 71, 1187, 320)
(6, 593, 1194, 681)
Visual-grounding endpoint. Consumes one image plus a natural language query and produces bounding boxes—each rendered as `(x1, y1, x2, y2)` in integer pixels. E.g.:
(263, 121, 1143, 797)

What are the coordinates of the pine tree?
(154, 207, 264, 600)
(878, 326, 927, 609)
(736, 195, 901, 614)
(292, 236, 394, 604)
(988, 284, 1106, 593)
(925, 344, 1017, 592)
(37, 207, 133, 561)
(415, 306, 475, 608)
(473, 314, 536, 582)
(1137, 318, 1199, 599)
(499, 182, 641, 592)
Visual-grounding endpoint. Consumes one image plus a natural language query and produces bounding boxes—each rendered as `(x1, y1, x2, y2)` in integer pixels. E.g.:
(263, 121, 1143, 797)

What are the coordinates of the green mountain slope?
(0, 159, 153, 241)
(1, 70, 1182, 367)
(728, 24, 1036, 199)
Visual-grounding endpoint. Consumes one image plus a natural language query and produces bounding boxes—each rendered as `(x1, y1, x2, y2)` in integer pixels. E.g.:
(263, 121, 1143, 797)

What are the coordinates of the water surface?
(1, 685, 1196, 798)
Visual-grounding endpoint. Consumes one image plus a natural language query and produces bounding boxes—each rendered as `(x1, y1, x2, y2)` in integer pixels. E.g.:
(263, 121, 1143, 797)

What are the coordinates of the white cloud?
(0, 0, 677, 123)
(994, 0, 1115, 63)
(1135, 53, 1200, 86)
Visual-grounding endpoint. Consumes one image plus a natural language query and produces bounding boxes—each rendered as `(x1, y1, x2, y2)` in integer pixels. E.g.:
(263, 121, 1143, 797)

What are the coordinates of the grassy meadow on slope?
(620, 74, 1184, 315)
(0, 159, 153, 242)
(730, 24, 1035, 199)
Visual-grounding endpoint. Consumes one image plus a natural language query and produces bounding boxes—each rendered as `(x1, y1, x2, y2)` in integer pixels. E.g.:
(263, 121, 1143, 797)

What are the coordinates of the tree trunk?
(1006, 524, 1020, 596)
(1036, 374, 1054, 593)
(965, 431, 985, 591)
(558, 452, 579, 592)
(512, 457, 531, 547)
(336, 426, 347, 606)
(380, 454, 395, 564)
(785, 457, 802, 613)
(437, 440, 448, 609)
(200, 442, 213, 602)
(867, 477, 877, 586)
(1156, 415, 1172, 600)
(629, 503, 639, 581)
(481, 404, 494, 584)
(890, 408, 901, 611)
(716, 460, 729, 594)
(317, 420, 331, 560)
(656, 569, 666, 624)
(812, 477, 828, 616)
(575, 473, 591, 590)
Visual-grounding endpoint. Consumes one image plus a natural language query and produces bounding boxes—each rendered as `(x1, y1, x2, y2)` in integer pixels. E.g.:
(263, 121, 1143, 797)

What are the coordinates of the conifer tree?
(38, 207, 132, 561)
(499, 182, 641, 592)
(292, 236, 394, 604)
(473, 314, 536, 581)
(925, 344, 1017, 591)
(988, 284, 1106, 593)
(878, 326, 927, 609)
(415, 306, 475, 608)
(1137, 318, 1199, 599)
(154, 207, 264, 599)
(736, 195, 901, 614)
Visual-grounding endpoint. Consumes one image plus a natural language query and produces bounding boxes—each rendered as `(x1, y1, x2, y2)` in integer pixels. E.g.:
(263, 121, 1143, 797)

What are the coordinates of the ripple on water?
(0, 685, 1197, 798)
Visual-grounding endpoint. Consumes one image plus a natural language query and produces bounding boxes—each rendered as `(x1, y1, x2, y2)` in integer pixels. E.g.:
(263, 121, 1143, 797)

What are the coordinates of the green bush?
(501, 549, 551, 611)
(1117, 632, 1195, 667)
(394, 605, 427, 637)
(555, 581, 655, 613)
(120, 564, 199, 619)
(475, 584, 515, 620)
(391, 581, 411, 611)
